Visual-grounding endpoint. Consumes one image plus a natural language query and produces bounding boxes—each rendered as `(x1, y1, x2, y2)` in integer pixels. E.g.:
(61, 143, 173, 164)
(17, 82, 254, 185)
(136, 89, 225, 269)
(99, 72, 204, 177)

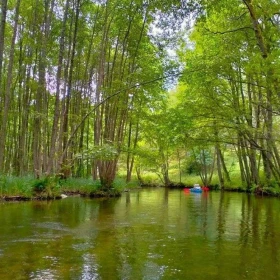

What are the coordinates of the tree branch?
(204, 26, 253, 35)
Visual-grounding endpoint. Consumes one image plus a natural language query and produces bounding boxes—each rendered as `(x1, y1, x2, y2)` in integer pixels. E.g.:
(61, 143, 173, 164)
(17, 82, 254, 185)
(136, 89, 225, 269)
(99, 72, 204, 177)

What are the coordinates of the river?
(0, 188, 280, 279)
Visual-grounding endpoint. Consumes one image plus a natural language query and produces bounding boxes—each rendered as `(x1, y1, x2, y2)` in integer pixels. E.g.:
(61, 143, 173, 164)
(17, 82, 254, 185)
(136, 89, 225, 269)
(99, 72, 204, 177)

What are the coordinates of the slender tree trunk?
(242, 0, 268, 58)
(47, 0, 70, 175)
(216, 145, 224, 189)
(58, 0, 81, 178)
(92, 4, 109, 181)
(160, 150, 171, 187)
(32, 0, 44, 178)
(126, 116, 140, 182)
(0, 0, 21, 171)
(18, 49, 32, 176)
(0, 0, 7, 93)
(0, 0, 8, 172)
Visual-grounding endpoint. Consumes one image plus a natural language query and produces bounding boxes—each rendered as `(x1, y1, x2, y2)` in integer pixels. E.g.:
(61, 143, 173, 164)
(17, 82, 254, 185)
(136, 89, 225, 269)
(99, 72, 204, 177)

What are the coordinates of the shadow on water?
(0, 189, 280, 279)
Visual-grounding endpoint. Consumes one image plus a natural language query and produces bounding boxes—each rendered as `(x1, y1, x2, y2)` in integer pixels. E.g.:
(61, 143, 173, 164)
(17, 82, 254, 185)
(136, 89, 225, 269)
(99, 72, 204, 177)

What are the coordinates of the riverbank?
(1, 190, 122, 202)
(0, 176, 132, 202)
(1, 175, 280, 201)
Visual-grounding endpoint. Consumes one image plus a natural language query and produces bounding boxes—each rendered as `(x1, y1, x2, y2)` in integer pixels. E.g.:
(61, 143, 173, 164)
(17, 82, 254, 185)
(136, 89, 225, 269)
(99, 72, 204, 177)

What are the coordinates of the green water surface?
(0, 188, 280, 279)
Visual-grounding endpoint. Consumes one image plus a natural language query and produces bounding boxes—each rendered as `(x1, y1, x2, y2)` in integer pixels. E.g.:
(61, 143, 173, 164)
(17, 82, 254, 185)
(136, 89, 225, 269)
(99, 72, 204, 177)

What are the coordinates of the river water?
(0, 188, 280, 279)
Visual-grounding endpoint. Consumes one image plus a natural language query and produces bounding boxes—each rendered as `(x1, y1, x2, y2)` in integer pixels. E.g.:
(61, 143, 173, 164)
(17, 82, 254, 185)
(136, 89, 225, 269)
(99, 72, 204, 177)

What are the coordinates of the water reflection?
(0, 190, 280, 279)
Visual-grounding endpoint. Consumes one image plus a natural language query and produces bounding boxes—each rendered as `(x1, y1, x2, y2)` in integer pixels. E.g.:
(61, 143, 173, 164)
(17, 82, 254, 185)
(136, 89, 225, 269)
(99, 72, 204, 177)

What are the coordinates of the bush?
(31, 176, 61, 198)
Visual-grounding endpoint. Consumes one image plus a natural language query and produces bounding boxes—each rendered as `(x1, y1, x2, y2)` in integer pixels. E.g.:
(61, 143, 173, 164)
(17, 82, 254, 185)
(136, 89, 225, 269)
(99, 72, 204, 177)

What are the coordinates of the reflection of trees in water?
(216, 191, 238, 242)
(125, 192, 131, 206)
(212, 193, 280, 279)
(164, 187, 169, 205)
(80, 191, 280, 279)
(93, 198, 120, 279)
(238, 195, 280, 278)
(3, 190, 280, 279)
(98, 197, 120, 214)
(201, 192, 209, 237)
(261, 198, 280, 276)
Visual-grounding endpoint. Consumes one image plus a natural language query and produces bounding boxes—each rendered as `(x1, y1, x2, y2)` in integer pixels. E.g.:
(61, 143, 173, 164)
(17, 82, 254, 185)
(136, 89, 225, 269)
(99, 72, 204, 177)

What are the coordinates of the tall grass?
(112, 177, 140, 190)
(59, 177, 101, 194)
(0, 175, 141, 198)
(0, 175, 36, 197)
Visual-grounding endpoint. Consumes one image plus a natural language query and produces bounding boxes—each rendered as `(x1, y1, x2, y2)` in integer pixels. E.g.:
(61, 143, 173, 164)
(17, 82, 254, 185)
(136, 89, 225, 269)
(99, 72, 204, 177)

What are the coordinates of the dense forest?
(0, 0, 280, 194)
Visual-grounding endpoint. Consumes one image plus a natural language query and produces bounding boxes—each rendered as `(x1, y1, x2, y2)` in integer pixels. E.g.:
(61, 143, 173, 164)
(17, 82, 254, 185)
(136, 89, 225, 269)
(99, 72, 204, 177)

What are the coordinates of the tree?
(177, 0, 280, 189)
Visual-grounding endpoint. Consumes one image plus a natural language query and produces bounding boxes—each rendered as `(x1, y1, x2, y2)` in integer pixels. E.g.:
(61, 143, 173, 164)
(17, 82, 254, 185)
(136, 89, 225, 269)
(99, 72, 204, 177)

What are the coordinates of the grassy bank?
(0, 175, 141, 201)
(1, 171, 280, 201)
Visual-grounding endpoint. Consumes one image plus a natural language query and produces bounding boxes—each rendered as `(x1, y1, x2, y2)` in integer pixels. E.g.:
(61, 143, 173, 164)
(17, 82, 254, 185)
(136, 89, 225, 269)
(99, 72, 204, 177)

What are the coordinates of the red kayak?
(183, 188, 190, 193)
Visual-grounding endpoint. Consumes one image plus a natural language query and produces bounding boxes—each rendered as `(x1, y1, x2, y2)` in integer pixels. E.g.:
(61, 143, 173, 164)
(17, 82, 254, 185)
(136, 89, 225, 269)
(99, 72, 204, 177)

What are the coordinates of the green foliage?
(184, 160, 201, 175)
(112, 178, 129, 191)
(0, 175, 36, 197)
(249, 184, 259, 193)
(1, 0, 280, 196)
(124, 179, 141, 189)
(31, 176, 61, 199)
(259, 180, 280, 196)
(138, 173, 161, 186)
(76, 144, 119, 161)
(261, 186, 280, 196)
(60, 178, 101, 194)
(174, 0, 280, 190)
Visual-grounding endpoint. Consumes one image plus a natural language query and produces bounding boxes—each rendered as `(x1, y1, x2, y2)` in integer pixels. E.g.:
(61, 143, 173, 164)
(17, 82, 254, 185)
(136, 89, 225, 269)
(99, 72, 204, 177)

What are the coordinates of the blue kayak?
(190, 188, 202, 193)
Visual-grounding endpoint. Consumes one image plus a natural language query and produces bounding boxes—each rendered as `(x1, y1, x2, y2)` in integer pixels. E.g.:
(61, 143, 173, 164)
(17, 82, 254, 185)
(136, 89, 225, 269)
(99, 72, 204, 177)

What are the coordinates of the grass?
(0, 175, 36, 198)
(60, 177, 101, 194)
(2, 165, 280, 199)
(0, 170, 252, 197)
(112, 177, 140, 190)
(0, 175, 141, 200)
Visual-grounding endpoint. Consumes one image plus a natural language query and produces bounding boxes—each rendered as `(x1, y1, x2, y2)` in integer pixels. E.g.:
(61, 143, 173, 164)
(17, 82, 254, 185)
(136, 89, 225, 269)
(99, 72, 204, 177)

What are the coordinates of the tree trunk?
(0, 0, 7, 92)
(0, 0, 21, 172)
(47, 0, 70, 175)
(0, 0, 8, 172)
(242, 0, 268, 58)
